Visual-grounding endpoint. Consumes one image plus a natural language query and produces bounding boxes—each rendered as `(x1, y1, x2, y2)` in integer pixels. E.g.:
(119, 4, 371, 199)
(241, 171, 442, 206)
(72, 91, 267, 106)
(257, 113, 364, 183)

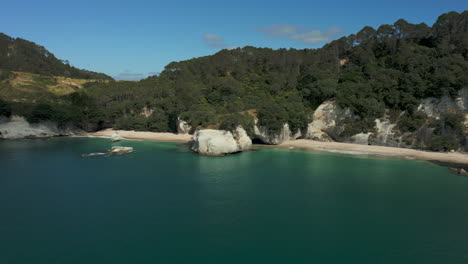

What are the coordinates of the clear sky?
(1, 0, 465, 80)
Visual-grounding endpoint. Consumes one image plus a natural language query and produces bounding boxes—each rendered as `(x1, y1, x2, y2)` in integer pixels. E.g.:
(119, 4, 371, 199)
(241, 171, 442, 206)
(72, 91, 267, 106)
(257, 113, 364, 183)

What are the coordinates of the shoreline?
(83, 129, 193, 143)
(82, 129, 468, 165)
(279, 139, 468, 165)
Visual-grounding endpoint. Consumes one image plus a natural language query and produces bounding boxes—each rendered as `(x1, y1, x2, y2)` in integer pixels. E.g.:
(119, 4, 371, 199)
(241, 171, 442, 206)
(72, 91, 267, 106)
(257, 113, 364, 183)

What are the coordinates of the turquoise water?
(1, 137, 468, 264)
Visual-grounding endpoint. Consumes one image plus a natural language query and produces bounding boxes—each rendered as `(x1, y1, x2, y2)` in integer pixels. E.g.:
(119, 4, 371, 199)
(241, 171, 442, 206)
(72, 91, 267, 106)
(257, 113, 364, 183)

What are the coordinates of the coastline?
(83, 129, 193, 143)
(82, 129, 468, 165)
(279, 139, 468, 165)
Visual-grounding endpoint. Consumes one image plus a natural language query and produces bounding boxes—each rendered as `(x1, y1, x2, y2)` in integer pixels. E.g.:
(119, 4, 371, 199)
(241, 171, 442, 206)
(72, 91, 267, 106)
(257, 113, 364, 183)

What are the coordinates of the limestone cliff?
(0, 116, 79, 139)
(253, 122, 301, 145)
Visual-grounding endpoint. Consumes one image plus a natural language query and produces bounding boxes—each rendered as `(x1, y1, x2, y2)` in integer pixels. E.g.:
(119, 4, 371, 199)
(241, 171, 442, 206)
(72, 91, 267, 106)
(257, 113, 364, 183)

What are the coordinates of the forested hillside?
(1, 11, 467, 151)
(0, 33, 112, 80)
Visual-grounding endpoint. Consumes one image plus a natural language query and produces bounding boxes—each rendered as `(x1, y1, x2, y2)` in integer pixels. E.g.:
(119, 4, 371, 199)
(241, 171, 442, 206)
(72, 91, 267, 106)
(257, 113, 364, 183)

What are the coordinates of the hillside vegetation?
(0, 33, 112, 80)
(0, 11, 467, 151)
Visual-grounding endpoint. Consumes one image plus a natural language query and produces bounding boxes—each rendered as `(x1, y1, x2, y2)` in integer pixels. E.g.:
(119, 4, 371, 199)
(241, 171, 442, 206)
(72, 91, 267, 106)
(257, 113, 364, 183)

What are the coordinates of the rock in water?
(109, 146, 133, 155)
(110, 132, 124, 142)
(191, 127, 252, 156)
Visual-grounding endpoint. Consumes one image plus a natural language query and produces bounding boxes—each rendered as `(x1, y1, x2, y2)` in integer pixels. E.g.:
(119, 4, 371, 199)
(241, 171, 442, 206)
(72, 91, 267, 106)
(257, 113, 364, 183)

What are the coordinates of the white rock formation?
(349, 133, 371, 145)
(177, 117, 192, 134)
(418, 88, 467, 119)
(253, 123, 301, 145)
(110, 132, 125, 142)
(0, 116, 77, 139)
(373, 118, 398, 145)
(306, 100, 353, 141)
(191, 127, 252, 155)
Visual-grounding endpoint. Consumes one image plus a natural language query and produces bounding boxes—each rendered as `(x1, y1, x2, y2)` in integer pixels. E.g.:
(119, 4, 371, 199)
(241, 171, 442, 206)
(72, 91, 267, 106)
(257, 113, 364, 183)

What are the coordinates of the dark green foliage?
(219, 112, 255, 137)
(443, 112, 464, 133)
(1, 11, 467, 150)
(0, 69, 12, 81)
(341, 118, 375, 138)
(26, 103, 55, 123)
(180, 104, 218, 133)
(0, 33, 112, 80)
(397, 112, 427, 133)
(429, 134, 460, 151)
(0, 98, 12, 117)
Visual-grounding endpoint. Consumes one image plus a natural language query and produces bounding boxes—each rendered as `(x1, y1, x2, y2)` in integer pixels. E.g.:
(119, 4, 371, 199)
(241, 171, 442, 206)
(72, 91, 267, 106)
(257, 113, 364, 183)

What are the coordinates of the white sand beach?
(84, 129, 468, 164)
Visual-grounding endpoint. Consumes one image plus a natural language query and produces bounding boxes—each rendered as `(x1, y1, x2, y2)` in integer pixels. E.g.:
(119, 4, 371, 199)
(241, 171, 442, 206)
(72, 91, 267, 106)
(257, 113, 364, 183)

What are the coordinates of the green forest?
(0, 11, 467, 151)
(0, 33, 112, 80)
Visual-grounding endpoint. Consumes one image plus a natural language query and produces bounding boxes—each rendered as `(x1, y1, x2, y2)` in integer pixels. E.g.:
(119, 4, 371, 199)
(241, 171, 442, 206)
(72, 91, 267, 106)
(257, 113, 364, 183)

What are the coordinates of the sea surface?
(1, 137, 468, 264)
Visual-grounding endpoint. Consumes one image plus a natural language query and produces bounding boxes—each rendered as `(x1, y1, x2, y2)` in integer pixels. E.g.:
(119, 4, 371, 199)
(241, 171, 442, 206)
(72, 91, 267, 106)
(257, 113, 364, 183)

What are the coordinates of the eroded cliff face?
(305, 100, 353, 142)
(304, 88, 467, 149)
(253, 122, 301, 145)
(418, 88, 468, 129)
(191, 127, 252, 155)
(0, 116, 79, 139)
(177, 117, 192, 134)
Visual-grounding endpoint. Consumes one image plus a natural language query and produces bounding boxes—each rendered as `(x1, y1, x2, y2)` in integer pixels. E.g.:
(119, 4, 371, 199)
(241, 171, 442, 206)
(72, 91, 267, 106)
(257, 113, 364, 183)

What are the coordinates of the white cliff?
(0, 116, 78, 139)
(191, 127, 252, 155)
(253, 123, 301, 145)
(306, 100, 353, 141)
(177, 117, 192, 134)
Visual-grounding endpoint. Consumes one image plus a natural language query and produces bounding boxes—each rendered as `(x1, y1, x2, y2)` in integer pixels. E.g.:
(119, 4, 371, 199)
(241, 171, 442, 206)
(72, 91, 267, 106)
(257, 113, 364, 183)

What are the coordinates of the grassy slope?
(0, 72, 109, 102)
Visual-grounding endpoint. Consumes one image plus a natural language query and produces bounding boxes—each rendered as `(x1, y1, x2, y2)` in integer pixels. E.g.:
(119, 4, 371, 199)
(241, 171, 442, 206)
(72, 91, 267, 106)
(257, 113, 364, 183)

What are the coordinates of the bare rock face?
(306, 100, 353, 141)
(0, 116, 78, 139)
(418, 88, 468, 132)
(177, 117, 192, 134)
(349, 133, 371, 145)
(253, 123, 301, 145)
(191, 127, 252, 155)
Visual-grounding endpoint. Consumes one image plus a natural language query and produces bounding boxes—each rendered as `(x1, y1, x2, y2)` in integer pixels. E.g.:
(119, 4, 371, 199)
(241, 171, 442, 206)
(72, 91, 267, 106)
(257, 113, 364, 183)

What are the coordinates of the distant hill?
(0, 33, 112, 80)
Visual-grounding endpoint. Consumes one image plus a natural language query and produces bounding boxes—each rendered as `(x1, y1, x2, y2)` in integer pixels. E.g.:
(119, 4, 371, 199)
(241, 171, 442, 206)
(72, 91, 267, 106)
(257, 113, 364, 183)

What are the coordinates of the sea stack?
(191, 127, 252, 156)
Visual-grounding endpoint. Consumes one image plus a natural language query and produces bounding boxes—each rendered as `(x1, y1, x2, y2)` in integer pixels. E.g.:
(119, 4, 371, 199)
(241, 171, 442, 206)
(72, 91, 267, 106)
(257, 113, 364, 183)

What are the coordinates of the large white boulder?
(191, 127, 252, 155)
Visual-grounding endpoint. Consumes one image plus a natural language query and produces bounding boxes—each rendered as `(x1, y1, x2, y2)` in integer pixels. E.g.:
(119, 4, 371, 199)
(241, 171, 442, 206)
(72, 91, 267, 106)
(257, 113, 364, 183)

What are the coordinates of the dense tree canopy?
(0, 33, 112, 80)
(2, 11, 467, 151)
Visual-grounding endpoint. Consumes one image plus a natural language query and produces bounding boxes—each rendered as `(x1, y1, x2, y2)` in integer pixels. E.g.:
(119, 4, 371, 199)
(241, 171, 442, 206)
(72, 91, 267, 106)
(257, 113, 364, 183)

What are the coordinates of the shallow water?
(1, 137, 467, 263)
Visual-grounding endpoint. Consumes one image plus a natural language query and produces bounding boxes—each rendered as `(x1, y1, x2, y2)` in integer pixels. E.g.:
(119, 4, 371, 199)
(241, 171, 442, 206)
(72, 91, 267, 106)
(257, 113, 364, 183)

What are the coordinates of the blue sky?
(1, 0, 465, 80)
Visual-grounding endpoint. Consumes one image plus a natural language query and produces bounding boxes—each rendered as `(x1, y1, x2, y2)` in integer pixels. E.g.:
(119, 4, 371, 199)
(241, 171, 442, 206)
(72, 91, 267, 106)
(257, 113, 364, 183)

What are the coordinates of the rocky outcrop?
(253, 123, 301, 145)
(349, 133, 371, 145)
(418, 88, 468, 133)
(418, 88, 467, 119)
(110, 132, 125, 142)
(305, 100, 353, 141)
(191, 127, 252, 155)
(177, 117, 192, 134)
(0, 116, 79, 139)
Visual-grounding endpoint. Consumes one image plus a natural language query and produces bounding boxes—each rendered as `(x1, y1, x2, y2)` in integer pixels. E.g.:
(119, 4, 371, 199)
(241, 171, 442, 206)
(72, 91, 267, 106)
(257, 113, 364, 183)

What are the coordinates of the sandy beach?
(84, 129, 193, 143)
(84, 129, 468, 164)
(280, 139, 468, 165)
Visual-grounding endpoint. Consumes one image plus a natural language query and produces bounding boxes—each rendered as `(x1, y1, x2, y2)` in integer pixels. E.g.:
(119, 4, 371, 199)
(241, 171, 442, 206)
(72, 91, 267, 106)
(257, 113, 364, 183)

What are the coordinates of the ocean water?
(1, 137, 468, 264)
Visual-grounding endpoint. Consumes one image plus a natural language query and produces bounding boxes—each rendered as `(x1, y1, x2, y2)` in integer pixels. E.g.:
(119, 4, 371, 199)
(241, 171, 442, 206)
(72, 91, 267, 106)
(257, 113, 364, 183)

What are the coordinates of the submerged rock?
(82, 146, 134, 157)
(191, 127, 252, 155)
